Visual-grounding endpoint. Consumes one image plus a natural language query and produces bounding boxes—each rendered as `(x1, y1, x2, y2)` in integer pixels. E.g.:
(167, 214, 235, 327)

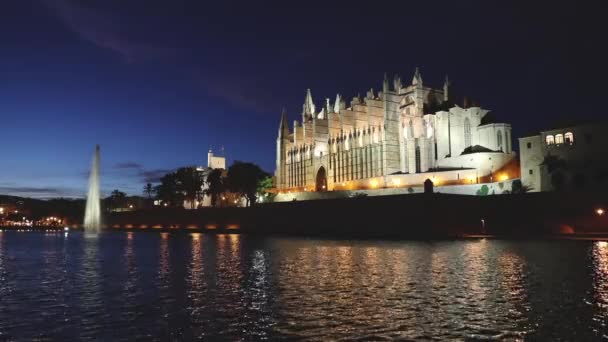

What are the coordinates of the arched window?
(555, 134, 564, 144)
(464, 118, 471, 147)
(546, 135, 555, 145)
(497, 131, 503, 151)
(565, 132, 574, 144)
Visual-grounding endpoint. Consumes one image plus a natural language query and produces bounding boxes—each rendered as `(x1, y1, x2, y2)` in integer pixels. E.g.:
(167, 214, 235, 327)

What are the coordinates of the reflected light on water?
(1, 234, 607, 340)
(593, 241, 608, 313)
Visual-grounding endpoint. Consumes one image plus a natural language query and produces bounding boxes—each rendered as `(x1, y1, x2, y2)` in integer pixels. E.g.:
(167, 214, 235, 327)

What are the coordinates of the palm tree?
(143, 183, 153, 199)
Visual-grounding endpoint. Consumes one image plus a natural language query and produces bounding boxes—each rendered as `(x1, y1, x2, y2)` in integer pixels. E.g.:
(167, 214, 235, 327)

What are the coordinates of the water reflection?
(78, 235, 101, 339)
(0, 233, 606, 340)
(592, 241, 608, 333)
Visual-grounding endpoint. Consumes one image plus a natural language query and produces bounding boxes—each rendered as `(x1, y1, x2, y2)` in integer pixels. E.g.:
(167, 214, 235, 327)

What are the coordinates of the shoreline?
(3, 227, 608, 242)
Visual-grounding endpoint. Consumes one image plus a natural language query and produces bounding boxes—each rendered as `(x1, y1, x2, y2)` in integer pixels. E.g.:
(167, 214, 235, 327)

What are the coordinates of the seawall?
(108, 192, 608, 238)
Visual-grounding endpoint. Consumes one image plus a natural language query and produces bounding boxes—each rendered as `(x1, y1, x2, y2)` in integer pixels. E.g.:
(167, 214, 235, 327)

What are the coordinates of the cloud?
(112, 161, 172, 183)
(140, 169, 172, 183)
(43, 0, 174, 62)
(0, 185, 80, 199)
(114, 162, 143, 169)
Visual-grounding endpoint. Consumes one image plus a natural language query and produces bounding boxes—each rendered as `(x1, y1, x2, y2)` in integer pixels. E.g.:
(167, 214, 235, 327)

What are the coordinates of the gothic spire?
(412, 67, 423, 85)
(443, 75, 450, 102)
(278, 108, 289, 138)
(333, 94, 341, 113)
(303, 88, 315, 116)
(383, 72, 389, 93)
(393, 74, 402, 91)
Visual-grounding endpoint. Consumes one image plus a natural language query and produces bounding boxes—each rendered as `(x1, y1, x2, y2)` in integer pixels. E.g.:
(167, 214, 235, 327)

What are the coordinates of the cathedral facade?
(275, 69, 515, 192)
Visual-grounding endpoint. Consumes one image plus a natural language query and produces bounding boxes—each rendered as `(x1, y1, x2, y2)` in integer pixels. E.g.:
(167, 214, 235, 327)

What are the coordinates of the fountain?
(83, 145, 101, 234)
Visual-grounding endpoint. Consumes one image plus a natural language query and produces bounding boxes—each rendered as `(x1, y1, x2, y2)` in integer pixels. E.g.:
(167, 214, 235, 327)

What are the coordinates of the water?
(0, 232, 607, 340)
(83, 145, 101, 233)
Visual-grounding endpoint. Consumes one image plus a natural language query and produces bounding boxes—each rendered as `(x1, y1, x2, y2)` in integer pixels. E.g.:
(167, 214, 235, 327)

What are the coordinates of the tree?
(507, 179, 533, 194)
(257, 175, 274, 202)
(106, 190, 127, 210)
(226, 161, 268, 206)
(143, 183, 154, 199)
(206, 168, 224, 207)
(154, 172, 184, 207)
(175, 167, 205, 209)
(476, 184, 489, 196)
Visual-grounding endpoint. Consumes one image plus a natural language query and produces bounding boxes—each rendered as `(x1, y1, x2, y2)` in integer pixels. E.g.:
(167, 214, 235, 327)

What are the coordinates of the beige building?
(519, 122, 608, 191)
(275, 69, 516, 192)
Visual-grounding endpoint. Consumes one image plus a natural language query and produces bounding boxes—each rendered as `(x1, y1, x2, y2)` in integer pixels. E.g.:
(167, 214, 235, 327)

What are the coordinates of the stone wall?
(274, 179, 518, 202)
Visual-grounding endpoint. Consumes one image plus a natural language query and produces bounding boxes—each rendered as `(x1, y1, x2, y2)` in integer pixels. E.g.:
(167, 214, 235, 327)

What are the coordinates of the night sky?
(1, 1, 606, 198)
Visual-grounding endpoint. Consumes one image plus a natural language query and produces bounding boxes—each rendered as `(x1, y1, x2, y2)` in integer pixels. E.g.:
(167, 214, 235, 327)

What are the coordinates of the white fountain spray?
(84, 145, 101, 234)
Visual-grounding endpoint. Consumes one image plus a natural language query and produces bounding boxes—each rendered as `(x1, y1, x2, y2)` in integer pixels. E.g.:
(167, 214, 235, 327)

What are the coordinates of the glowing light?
(163, 203, 168, 207)
(597, 208, 605, 216)
(222, 196, 226, 200)
(0, 207, 3, 214)
(64, 226, 69, 231)
(341, 182, 346, 187)
(227, 224, 240, 229)
(128, 204, 134, 209)
(392, 179, 401, 186)
(498, 173, 509, 182)
(370, 179, 379, 188)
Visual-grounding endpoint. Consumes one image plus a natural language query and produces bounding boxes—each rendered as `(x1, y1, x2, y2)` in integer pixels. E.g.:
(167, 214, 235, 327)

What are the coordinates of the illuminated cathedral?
(275, 69, 515, 192)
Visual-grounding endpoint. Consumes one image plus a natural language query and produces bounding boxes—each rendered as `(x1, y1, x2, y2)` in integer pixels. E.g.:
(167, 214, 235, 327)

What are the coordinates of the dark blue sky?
(0, 0, 605, 198)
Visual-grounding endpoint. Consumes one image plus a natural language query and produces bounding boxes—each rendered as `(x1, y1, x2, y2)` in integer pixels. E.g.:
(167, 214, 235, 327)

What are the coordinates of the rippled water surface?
(0, 232, 608, 340)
